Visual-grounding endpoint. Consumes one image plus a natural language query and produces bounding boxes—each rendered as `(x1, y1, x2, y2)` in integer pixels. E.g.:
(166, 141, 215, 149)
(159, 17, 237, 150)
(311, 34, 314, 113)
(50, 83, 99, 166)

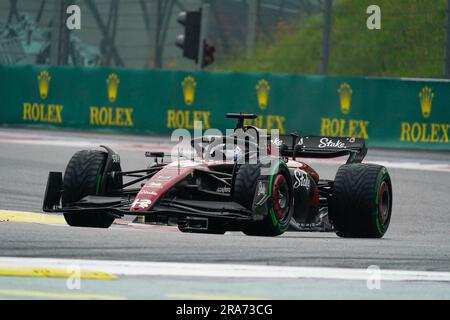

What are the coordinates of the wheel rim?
(378, 181, 390, 226)
(272, 174, 290, 220)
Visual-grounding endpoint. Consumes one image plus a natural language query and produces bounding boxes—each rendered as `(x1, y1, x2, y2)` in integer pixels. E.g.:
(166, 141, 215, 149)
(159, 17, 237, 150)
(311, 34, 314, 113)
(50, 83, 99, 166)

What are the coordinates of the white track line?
(0, 135, 173, 152)
(307, 159, 450, 173)
(0, 257, 449, 282)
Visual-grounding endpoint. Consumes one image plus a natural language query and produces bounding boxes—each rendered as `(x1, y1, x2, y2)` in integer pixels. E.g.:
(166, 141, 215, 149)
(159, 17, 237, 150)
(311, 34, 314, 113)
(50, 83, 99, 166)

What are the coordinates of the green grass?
(219, 0, 447, 78)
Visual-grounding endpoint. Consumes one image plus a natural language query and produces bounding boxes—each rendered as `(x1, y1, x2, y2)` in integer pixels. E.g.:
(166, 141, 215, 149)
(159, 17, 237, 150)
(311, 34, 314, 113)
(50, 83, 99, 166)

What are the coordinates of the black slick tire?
(330, 164, 392, 238)
(234, 160, 293, 237)
(62, 150, 115, 229)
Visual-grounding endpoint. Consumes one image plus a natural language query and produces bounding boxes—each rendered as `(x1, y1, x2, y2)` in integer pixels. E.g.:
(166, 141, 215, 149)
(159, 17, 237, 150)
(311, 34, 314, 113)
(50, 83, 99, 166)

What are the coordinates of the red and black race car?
(43, 113, 392, 238)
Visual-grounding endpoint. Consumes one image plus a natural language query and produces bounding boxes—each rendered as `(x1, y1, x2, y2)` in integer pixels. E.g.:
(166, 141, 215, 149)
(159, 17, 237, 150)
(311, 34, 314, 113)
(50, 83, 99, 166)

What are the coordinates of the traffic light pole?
(197, 3, 210, 70)
(50, 0, 70, 65)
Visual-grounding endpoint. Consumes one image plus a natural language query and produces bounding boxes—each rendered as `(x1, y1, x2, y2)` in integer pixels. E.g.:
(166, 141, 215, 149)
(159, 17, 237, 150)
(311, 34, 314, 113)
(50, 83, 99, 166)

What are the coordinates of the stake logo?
(181, 76, 197, 106)
(293, 169, 310, 190)
(256, 79, 270, 110)
(22, 70, 64, 124)
(320, 83, 369, 139)
(89, 73, 134, 127)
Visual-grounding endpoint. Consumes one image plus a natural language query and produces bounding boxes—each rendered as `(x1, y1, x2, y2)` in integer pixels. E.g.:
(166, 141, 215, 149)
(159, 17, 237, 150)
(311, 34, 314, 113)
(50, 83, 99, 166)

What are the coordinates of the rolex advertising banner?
(0, 64, 448, 150)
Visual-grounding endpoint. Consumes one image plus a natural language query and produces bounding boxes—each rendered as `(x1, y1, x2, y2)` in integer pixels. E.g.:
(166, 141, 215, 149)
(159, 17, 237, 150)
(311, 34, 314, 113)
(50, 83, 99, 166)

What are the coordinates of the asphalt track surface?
(0, 128, 449, 299)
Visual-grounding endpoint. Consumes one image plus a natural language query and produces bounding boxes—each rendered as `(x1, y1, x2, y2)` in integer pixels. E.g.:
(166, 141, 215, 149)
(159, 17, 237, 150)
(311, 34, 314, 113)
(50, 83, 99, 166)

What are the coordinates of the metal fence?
(0, 0, 448, 79)
(0, 0, 322, 69)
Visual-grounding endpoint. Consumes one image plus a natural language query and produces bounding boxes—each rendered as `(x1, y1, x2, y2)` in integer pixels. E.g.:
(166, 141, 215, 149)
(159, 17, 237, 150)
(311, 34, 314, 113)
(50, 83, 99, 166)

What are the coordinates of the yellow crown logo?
(419, 86, 433, 118)
(106, 73, 120, 103)
(256, 79, 270, 110)
(181, 76, 197, 106)
(37, 71, 51, 100)
(338, 83, 352, 115)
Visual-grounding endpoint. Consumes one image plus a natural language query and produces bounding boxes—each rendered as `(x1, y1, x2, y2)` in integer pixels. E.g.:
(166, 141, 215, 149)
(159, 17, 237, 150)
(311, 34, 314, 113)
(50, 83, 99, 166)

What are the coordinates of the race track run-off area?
(0, 128, 449, 300)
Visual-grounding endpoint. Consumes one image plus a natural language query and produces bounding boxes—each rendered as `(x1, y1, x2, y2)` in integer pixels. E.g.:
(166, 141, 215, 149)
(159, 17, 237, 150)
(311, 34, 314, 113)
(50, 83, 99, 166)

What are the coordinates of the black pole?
(50, 0, 70, 65)
(444, 0, 450, 78)
(320, 0, 332, 75)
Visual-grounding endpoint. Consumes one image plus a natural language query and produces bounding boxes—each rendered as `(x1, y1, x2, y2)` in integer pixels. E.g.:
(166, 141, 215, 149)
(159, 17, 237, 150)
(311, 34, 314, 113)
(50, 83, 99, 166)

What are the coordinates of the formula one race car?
(43, 113, 392, 238)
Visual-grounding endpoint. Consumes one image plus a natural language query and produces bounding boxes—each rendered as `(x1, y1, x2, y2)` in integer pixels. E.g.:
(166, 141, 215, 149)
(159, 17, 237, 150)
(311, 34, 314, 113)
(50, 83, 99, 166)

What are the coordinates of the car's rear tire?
(62, 150, 115, 229)
(234, 160, 293, 237)
(329, 164, 392, 238)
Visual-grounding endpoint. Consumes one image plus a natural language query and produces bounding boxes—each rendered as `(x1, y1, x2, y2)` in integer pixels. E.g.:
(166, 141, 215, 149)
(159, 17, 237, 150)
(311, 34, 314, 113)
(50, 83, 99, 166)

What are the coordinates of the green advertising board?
(0, 64, 448, 150)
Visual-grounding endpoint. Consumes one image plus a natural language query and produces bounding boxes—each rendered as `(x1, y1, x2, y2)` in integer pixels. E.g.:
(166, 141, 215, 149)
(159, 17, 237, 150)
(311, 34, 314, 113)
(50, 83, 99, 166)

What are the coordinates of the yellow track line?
(0, 289, 125, 300)
(0, 210, 66, 225)
(0, 267, 117, 280)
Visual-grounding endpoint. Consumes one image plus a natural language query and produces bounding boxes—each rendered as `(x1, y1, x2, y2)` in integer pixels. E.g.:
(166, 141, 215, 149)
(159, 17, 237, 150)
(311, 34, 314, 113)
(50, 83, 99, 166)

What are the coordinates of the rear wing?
(270, 135, 367, 164)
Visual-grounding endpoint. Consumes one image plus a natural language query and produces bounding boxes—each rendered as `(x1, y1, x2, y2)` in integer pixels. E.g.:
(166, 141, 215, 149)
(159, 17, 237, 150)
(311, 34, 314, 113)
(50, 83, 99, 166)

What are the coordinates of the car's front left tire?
(62, 150, 115, 229)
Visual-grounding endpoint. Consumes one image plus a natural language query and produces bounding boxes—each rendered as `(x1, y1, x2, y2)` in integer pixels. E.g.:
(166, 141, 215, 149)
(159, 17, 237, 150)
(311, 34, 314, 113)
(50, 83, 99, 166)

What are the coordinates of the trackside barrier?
(0, 65, 448, 150)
